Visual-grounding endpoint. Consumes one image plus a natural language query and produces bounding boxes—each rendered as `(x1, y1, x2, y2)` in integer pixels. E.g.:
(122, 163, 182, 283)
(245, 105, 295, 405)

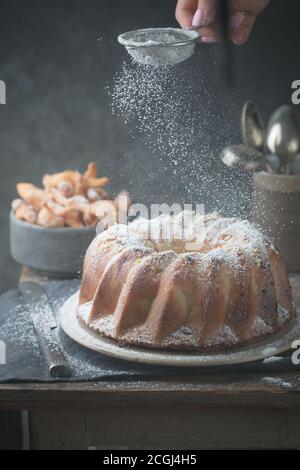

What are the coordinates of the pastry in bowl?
(10, 163, 130, 277)
(12, 162, 130, 228)
(77, 211, 294, 351)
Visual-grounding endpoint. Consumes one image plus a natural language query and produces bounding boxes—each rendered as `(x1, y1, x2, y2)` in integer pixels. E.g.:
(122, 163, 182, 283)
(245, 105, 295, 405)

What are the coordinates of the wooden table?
(1, 270, 300, 450)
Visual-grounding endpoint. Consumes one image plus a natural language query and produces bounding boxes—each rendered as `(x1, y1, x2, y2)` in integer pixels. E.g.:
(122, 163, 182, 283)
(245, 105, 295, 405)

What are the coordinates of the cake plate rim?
(60, 293, 300, 368)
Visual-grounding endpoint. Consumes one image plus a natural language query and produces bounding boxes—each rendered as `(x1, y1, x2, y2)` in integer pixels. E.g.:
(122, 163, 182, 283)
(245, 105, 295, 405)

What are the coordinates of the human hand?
(175, 0, 271, 45)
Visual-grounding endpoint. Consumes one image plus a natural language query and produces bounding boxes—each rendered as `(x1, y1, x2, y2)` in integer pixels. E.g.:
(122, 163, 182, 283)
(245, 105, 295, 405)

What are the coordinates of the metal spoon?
(220, 144, 265, 171)
(241, 101, 265, 151)
(266, 105, 300, 157)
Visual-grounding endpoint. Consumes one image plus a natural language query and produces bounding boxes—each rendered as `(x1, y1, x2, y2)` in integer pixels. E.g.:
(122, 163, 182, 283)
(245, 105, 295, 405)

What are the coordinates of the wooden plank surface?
(28, 406, 300, 449)
(1, 373, 300, 410)
(29, 409, 87, 450)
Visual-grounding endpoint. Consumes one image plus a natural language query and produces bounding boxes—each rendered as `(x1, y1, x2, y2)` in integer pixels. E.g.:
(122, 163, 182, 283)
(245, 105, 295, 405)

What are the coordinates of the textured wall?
(0, 0, 299, 293)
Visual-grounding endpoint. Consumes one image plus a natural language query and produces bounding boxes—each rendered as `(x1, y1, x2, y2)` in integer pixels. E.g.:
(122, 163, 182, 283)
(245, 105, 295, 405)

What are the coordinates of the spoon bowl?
(266, 105, 300, 158)
(220, 144, 265, 171)
(241, 101, 265, 151)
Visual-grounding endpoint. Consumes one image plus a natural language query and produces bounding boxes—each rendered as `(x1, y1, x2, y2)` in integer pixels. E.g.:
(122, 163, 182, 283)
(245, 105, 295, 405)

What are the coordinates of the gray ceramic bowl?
(10, 211, 96, 278)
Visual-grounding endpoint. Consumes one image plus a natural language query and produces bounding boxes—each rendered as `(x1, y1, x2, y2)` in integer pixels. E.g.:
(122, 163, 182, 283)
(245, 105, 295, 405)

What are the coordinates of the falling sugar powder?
(108, 57, 253, 217)
(110, 61, 206, 163)
(109, 61, 217, 197)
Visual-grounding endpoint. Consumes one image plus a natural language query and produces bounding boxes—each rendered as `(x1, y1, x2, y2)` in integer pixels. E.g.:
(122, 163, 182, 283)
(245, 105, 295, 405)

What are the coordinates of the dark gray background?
(0, 0, 299, 294)
(0, 0, 299, 450)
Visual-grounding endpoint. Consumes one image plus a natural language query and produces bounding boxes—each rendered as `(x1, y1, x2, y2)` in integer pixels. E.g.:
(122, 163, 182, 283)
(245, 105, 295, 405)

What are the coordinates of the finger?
(199, 0, 269, 43)
(228, 0, 270, 45)
(230, 14, 256, 45)
(175, 0, 198, 28)
(175, 0, 218, 29)
(197, 21, 222, 43)
(229, 0, 270, 17)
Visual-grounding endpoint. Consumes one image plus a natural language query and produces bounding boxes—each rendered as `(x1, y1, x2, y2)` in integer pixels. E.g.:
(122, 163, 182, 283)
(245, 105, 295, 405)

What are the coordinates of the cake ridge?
(77, 212, 294, 351)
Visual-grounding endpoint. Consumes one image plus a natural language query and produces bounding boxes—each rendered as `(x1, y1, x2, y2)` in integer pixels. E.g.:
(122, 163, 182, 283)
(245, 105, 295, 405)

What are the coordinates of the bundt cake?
(77, 211, 294, 351)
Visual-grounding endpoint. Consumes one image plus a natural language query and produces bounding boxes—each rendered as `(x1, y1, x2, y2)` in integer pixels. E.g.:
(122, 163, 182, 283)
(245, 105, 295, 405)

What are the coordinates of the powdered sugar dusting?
(108, 58, 253, 217)
(110, 62, 201, 164)
(278, 305, 290, 326)
(78, 212, 294, 351)
(250, 316, 274, 338)
(94, 211, 271, 260)
(1, 302, 41, 356)
(263, 356, 283, 364)
(262, 376, 292, 388)
(205, 324, 238, 348)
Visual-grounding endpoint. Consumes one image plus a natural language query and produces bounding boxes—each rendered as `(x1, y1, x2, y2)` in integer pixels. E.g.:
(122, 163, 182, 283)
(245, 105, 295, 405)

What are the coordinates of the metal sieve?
(118, 28, 201, 67)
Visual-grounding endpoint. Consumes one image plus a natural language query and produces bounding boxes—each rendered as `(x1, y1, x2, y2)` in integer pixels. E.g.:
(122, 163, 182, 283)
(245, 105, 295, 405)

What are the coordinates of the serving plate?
(60, 293, 300, 367)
